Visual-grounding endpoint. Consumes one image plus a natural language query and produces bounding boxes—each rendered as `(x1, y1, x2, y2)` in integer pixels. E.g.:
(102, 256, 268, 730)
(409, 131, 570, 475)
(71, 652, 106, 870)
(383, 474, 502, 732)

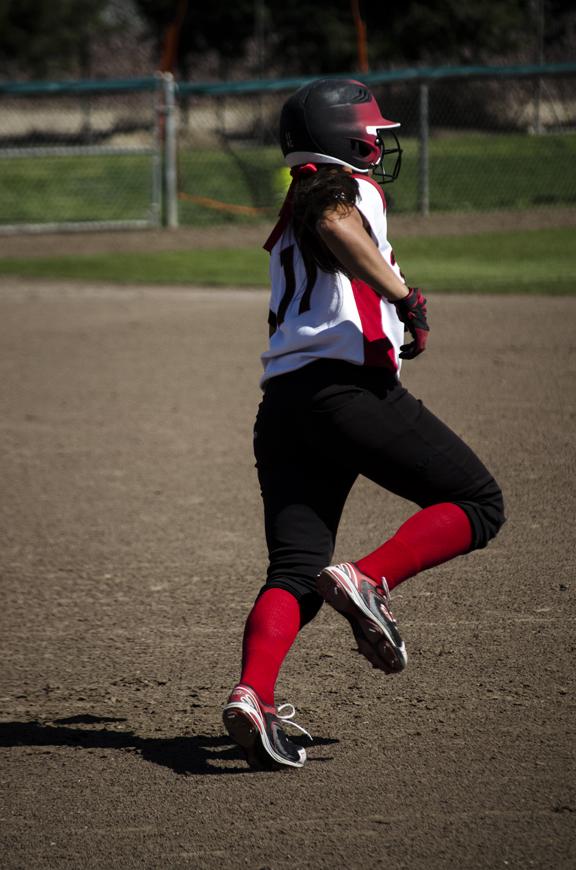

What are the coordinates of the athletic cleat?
(223, 684, 310, 770)
(317, 562, 407, 673)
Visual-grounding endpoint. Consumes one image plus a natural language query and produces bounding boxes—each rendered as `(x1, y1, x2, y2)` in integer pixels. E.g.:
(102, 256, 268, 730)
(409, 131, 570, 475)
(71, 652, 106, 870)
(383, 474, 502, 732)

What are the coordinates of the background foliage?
(0, 0, 113, 77)
(1, 0, 575, 80)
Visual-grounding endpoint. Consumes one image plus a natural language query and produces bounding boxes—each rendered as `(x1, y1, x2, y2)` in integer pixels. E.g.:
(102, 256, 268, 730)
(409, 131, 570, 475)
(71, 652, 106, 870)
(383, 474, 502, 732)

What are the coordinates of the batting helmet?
(279, 78, 402, 183)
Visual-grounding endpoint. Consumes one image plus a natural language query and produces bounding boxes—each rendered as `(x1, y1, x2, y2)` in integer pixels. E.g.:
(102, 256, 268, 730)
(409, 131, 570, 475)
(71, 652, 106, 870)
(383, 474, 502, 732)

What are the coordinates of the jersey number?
(269, 245, 317, 333)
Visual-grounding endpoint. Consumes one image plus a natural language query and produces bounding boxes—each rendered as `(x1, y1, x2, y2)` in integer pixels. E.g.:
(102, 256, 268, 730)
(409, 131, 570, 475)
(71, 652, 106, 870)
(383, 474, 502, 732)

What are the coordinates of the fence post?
(162, 72, 179, 229)
(418, 82, 430, 217)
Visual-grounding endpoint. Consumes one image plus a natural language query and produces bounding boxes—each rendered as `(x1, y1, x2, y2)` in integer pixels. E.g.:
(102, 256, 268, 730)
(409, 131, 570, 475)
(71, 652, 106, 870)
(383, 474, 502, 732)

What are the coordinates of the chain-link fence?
(177, 64, 576, 226)
(0, 77, 163, 232)
(1, 64, 575, 232)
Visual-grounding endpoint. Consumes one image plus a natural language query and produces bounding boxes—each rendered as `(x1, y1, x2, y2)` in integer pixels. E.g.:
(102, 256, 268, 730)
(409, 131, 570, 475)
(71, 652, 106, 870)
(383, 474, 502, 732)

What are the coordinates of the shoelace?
(376, 578, 397, 624)
(236, 689, 312, 742)
(276, 703, 312, 742)
(380, 576, 392, 599)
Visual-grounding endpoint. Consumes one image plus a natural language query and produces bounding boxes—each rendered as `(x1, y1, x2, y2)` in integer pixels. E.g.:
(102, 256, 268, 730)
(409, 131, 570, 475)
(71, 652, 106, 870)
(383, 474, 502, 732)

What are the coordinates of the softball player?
(223, 79, 504, 770)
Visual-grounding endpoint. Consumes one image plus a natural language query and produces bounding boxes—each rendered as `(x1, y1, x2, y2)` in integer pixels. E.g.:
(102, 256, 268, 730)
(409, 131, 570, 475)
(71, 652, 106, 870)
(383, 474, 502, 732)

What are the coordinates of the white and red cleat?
(317, 562, 407, 673)
(223, 684, 310, 770)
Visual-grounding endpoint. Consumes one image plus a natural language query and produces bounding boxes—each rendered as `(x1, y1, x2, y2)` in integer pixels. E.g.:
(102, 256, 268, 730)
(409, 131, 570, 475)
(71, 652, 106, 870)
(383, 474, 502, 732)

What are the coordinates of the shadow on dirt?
(0, 716, 338, 776)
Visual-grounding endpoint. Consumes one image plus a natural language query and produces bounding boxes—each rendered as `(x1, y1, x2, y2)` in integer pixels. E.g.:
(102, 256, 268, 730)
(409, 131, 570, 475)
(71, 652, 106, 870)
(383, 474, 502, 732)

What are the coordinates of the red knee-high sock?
(356, 502, 473, 592)
(239, 588, 301, 706)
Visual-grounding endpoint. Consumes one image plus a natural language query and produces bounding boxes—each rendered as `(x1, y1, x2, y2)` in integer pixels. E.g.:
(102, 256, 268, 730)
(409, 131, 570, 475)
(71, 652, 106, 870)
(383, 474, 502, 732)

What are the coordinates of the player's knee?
(469, 479, 505, 549)
(481, 485, 505, 542)
(456, 478, 505, 551)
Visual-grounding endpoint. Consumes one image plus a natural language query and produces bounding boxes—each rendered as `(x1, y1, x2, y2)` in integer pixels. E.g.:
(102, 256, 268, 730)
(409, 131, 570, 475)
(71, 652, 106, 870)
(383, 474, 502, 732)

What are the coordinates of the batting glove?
(393, 287, 429, 359)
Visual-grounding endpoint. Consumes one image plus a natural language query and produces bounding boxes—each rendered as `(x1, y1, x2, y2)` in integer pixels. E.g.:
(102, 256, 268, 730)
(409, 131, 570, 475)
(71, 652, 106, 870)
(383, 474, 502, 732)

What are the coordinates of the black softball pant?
(254, 360, 504, 623)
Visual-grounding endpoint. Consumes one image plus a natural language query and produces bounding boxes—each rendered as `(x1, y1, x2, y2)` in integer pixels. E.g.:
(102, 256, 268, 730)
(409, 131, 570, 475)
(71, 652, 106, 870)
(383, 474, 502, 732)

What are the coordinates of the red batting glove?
(393, 287, 430, 359)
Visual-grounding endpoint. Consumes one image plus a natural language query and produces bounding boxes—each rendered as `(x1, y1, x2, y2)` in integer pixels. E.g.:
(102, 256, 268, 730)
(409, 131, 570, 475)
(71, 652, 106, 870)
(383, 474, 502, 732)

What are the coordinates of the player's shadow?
(0, 715, 338, 776)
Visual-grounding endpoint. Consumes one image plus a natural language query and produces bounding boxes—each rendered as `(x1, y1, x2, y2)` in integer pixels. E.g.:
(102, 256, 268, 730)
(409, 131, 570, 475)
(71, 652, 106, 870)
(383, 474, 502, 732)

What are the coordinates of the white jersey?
(261, 176, 406, 386)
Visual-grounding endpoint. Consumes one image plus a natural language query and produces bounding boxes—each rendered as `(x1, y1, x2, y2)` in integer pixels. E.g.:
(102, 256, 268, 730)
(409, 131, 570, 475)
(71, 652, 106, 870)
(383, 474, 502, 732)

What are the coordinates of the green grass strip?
(0, 248, 270, 286)
(0, 227, 574, 294)
(393, 227, 576, 294)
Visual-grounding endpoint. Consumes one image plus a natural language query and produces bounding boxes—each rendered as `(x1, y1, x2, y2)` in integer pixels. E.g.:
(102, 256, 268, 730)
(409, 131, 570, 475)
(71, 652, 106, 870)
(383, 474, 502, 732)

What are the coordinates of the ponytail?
(291, 166, 358, 275)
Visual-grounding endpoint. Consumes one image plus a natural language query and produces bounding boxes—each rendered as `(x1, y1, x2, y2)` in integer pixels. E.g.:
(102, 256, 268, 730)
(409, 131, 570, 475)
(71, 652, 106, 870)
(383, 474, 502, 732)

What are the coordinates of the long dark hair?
(291, 165, 358, 276)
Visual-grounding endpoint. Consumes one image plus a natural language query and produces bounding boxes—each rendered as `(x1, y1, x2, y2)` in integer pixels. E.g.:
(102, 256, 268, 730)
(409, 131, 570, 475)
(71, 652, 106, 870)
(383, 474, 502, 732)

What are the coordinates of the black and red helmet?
(279, 78, 402, 183)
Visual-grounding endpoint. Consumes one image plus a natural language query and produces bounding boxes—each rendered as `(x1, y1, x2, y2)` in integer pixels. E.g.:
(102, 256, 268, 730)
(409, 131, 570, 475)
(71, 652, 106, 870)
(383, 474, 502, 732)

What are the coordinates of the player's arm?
(316, 204, 408, 302)
(317, 204, 429, 358)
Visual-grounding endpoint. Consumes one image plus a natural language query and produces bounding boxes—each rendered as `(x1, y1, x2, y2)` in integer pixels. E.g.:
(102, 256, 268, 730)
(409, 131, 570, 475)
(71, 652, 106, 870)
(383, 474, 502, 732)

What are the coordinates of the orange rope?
(178, 191, 269, 216)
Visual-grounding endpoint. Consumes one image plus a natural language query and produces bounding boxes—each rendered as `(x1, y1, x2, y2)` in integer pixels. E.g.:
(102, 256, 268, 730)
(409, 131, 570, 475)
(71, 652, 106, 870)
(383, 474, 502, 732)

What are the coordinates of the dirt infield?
(0, 279, 575, 869)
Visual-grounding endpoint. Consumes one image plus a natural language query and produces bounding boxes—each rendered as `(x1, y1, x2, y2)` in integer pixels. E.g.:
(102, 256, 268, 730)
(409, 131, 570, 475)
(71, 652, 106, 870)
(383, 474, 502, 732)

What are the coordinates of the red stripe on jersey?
(352, 173, 387, 208)
(351, 278, 398, 371)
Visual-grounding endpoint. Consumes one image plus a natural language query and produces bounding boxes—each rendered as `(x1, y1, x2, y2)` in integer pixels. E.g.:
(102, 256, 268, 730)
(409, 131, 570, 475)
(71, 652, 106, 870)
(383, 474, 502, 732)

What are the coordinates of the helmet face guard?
(371, 127, 403, 184)
(280, 79, 403, 184)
